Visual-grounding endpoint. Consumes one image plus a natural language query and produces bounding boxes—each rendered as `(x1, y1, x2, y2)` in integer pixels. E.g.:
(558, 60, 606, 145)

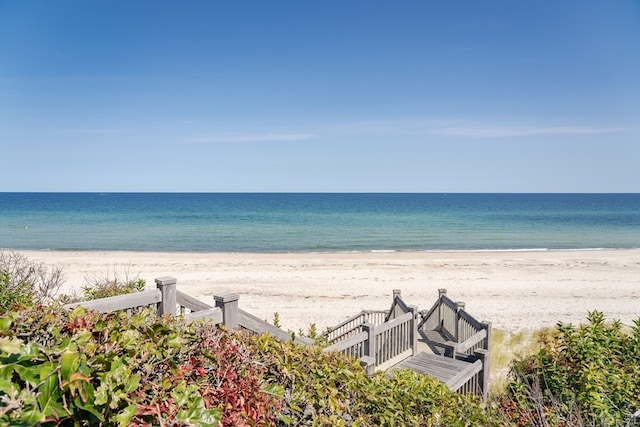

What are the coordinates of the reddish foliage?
(186, 330, 281, 427)
(62, 313, 91, 333)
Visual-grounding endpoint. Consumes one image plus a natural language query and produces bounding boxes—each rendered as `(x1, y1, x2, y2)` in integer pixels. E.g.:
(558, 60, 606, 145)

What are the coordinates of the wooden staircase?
(323, 289, 492, 399)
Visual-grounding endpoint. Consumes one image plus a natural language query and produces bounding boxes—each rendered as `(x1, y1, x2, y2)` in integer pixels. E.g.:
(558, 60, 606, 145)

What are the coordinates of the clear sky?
(1, 1, 638, 192)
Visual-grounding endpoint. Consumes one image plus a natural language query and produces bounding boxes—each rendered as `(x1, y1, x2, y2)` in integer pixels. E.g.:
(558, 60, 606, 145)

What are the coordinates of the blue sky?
(1, 1, 638, 192)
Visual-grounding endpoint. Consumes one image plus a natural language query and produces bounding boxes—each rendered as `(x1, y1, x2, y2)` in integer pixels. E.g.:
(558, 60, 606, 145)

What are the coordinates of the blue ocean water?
(0, 193, 638, 252)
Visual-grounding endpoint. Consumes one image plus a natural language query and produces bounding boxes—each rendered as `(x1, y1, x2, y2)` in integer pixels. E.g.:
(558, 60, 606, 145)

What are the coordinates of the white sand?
(15, 249, 640, 333)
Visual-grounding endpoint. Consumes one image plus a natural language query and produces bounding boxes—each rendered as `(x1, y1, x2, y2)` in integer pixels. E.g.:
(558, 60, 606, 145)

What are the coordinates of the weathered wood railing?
(385, 289, 413, 321)
(237, 307, 314, 345)
(418, 289, 492, 358)
(64, 277, 224, 322)
(176, 288, 221, 321)
(63, 277, 311, 344)
(416, 289, 492, 399)
(63, 288, 163, 314)
(324, 310, 388, 344)
(323, 288, 491, 400)
(323, 307, 418, 374)
(324, 289, 412, 342)
(367, 310, 418, 369)
(322, 290, 419, 374)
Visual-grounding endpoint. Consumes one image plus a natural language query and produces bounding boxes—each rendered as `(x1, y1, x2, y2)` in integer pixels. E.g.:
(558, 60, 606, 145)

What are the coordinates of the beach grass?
(489, 327, 549, 397)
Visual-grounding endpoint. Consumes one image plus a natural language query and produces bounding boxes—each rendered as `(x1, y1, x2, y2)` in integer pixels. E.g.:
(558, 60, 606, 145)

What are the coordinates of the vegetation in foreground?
(0, 307, 280, 426)
(500, 312, 640, 427)
(0, 251, 639, 426)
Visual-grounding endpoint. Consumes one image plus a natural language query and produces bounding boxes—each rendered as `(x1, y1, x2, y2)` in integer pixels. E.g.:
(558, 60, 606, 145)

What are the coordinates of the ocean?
(0, 193, 638, 252)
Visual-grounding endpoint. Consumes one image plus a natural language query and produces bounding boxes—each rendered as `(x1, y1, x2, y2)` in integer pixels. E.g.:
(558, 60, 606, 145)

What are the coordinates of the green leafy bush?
(358, 370, 495, 427)
(247, 333, 498, 426)
(0, 271, 33, 312)
(500, 311, 640, 426)
(0, 307, 281, 426)
(81, 272, 146, 301)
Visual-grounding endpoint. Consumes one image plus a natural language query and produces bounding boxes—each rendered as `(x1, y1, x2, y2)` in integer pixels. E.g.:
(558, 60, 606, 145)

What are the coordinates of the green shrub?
(358, 369, 496, 427)
(0, 271, 33, 312)
(248, 333, 365, 425)
(81, 272, 146, 301)
(500, 311, 640, 426)
(0, 307, 281, 426)
(246, 333, 498, 426)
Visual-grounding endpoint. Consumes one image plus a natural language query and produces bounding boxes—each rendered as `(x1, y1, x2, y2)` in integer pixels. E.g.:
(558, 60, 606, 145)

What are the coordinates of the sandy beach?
(14, 249, 640, 333)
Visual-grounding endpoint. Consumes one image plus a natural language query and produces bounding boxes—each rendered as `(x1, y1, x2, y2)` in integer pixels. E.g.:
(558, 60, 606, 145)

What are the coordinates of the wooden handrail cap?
(155, 276, 177, 286)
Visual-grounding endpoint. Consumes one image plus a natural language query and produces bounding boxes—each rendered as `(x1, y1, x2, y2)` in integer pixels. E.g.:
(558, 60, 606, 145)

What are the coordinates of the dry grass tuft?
(489, 327, 553, 397)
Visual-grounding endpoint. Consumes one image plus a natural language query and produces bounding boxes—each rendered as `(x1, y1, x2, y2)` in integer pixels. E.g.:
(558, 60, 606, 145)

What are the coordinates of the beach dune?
(17, 249, 640, 333)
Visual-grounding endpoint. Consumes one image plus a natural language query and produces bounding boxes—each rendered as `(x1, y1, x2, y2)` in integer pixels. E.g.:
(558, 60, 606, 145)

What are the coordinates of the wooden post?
(480, 321, 492, 400)
(155, 276, 177, 316)
(443, 343, 456, 358)
(482, 321, 493, 351)
(437, 289, 447, 330)
(214, 292, 239, 329)
(409, 305, 418, 356)
(474, 349, 490, 401)
(455, 301, 465, 342)
(360, 356, 375, 376)
(392, 289, 401, 319)
(362, 322, 376, 365)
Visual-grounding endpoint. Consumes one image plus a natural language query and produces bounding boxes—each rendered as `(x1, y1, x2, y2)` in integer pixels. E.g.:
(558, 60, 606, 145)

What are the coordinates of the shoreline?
(4, 246, 637, 253)
(8, 249, 640, 333)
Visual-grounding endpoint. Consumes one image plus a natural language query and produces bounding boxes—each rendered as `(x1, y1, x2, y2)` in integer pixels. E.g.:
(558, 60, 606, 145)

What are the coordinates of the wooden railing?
(323, 331, 369, 358)
(416, 289, 492, 400)
(238, 308, 314, 345)
(323, 288, 492, 399)
(368, 310, 417, 369)
(323, 310, 388, 344)
(418, 289, 491, 356)
(454, 350, 490, 396)
(322, 290, 419, 374)
(63, 288, 163, 314)
(449, 356, 485, 395)
(385, 289, 412, 321)
(63, 277, 310, 345)
(323, 309, 417, 374)
(325, 289, 414, 343)
(64, 277, 223, 322)
(176, 289, 221, 321)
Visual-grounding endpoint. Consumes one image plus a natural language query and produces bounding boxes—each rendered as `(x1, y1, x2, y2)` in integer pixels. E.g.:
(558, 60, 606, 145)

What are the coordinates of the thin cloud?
(431, 126, 625, 138)
(62, 129, 135, 135)
(319, 119, 625, 139)
(187, 133, 316, 143)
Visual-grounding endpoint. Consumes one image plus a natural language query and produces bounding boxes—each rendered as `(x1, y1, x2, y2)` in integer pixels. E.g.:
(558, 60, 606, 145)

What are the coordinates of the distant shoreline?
(3, 246, 638, 254)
